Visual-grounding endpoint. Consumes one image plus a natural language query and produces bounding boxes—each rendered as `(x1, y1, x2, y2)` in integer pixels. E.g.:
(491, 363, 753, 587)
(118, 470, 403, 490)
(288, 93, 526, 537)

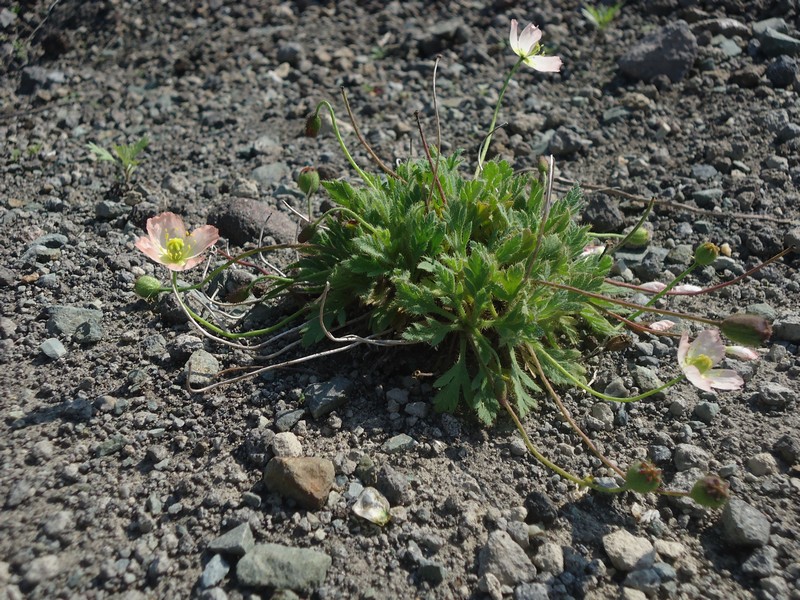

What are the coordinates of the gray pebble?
(382, 433, 416, 454)
(602, 529, 655, 571)
(624, 567, 661, 595)
(208, 523, 255, 557)
(376, 464, 411, 505)
(773, 315, 800, 342)
(478, 530, 537, 586)
(23, 554, 62, 586)
(674, 444, 710, 471)
(305, 377, 352, 419)
(722, 499, 771, 547)
(757, 382, 793, 410)
(200, 554, 230, 589)
(40, 337, 67, 359)
(741, 546, 778, 577)
(236, 543, 331, 591)
(693, 401, 720, 424)
(185, 349, 219, 387)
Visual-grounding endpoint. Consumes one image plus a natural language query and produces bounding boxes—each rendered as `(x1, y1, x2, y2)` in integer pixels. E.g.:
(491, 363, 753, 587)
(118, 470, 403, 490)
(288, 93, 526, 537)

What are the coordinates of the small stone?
(773, 315, 800, 342)
(759, 28, 800, 58)
(674, 444, 710, 471)
(382, 433, 416, 454)
(271, 432, 303, 457)
(514, 582, 550, 600)
(760, 575, 790, 598)
(741, 546, 778, 577)
(764, 154, 789, 170)
(624, 568, 661, 596)
(477, 530, 537, 586)
(304, 377, 352, 419)
(375, 464, 411, 505)
(46, 305, 103, 337)
(757, 382, 793, 410)
(509, 438, 527, 457)
(207, 197, 296, 246)
(263, 456, 335, 509)
(478, 572, 503, 600)
(618, 21, 698, 83)
(590, 402, 614, 429)
(654, 540, 686, 563)
(524, 491, 558, 525)
(236, 543, 331, 591)
(721, 499, 771, 548)
(632, 366, 665, 400)
(533, 542, 564, 575)
(23, 554, 62, 586)
(773, 434, 800, 464)
(200, 554, 230, 589)
(693, 401, 720, 424)
(185, 349, 219, 387)
(275, 409, 306, 432)
(745, 452, 779, 476)
(40, 338, 67, 359)
(208, 523, 255, 557)
(602, 530, 655, 571)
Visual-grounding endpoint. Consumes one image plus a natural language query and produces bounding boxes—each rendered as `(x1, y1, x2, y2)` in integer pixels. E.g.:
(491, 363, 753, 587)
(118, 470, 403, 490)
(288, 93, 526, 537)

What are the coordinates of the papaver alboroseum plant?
(132, 19, 794, 510)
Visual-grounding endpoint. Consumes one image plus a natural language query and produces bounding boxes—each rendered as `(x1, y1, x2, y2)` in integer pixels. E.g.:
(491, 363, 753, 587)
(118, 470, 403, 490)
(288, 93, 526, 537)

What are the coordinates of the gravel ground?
(1, 1, 800, 599)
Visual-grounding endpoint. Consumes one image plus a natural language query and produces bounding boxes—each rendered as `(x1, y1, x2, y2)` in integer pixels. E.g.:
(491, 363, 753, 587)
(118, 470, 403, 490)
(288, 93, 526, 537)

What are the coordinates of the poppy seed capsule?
(624, 461, 662, 493)
(625, 226, 650, 248)
(134, 275, 163, 299)
(305, 112, 322, 138)
(297, 166, 320, 196)
(694, 242, 719, 266)
(721, 314, 772, 346)
(689, 474, 729, 509)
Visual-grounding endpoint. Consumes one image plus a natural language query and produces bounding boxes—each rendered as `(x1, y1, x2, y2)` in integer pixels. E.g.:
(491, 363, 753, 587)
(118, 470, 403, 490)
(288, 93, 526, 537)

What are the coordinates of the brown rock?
(263, 457, 334, 509)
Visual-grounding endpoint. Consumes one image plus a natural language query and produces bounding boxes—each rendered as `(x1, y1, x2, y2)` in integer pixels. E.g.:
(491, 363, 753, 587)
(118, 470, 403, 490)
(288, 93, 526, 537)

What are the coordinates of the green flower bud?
(297, 166, 320, 196)
(297, 223, 317, 243)
(625, 226, 650, 248)
(624, 460, 662, 493)
(305, 112, 322, 138)
(134, 275, 163, 299)
(694, 242, 720, 266)
(721, 314, 772, 347)
(537, 156, 549, 175)
(689, 474, 729, 509)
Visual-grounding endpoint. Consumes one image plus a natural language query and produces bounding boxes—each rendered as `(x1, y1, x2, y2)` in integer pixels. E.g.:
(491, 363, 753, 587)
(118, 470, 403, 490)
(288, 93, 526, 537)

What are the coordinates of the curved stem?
(314, 100, 377, 190)
(531, 279, 718, 326)
(537, 345, 685, 403)
(475, 57, 524, 176)
(628, 261, 698, 321)
(527, 348, 626, 478)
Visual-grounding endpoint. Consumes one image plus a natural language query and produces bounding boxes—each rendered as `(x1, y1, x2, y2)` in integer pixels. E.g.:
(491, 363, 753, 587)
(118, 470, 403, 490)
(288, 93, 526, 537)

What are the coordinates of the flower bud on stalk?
(305, 112, 322, 138)
(689, 474, 730, 509)
(694, 242, 720, 266)
(624, 461, 662, 493)
(721, 314, 772, 346)
(297, 166, 320, 196)
(625, 226, 650, 248)
(134, 275, 163, 299)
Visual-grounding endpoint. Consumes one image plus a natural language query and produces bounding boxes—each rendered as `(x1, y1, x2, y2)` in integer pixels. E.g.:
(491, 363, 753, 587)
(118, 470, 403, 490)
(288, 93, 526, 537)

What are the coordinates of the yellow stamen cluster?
(688, 354, 713, 372)
(165, 237, 186, 262)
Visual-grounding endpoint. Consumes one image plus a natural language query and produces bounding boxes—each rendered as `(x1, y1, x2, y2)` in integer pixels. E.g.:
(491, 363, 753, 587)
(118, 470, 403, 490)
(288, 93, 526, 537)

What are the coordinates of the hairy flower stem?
(339, 87, 400, 180)
(531, 279, 718, 326)
(527, 349, 626, 478)
(537, 346, 685, 403)
(603, 200, 653, 256)
(313, 100, 377, 190)
(414, 111, 447, 207)
(475, 57, 524, 176)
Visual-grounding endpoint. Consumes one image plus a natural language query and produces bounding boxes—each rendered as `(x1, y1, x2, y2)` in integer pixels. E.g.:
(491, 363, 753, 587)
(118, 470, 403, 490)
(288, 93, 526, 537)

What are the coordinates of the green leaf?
(87, 142, 115, 163)
(433, 340, 472, 414)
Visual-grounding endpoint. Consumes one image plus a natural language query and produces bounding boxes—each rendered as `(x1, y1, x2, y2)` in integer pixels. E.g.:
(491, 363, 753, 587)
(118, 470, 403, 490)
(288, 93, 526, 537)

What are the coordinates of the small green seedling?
(87, 135, 149, 186)
(581, 2, 623, 30)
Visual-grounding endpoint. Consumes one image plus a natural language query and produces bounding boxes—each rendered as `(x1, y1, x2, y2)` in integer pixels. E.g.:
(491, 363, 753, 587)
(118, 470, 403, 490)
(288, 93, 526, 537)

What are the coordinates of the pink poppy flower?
(509, 20, 562, 72)
(678, 330, 744, 394)
(135, 212, 219, 272)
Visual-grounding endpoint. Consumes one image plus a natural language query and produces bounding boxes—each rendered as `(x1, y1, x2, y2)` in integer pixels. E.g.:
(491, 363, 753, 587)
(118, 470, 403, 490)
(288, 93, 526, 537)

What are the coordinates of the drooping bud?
(134, 275, 163, 299)
(305, 112, 322, 138)
(624, 461, 662, 493)
(297, 223, 317, 243)
(625, 226, 650, 248)
(537, 156, 549, 176)
(689, 474, 730, 509)
(694, 242, 720, 266)
(297, 166, 320, 196)
(720, 314, 772, 347)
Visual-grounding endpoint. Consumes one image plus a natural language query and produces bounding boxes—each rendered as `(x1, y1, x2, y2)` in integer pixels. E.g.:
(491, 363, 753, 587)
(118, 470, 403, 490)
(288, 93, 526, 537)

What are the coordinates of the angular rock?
(208, 523, 255, 557)
(477, 530, 537, 586)
(236, 543, 331, 591)
(185, 349, 219, 387)
(618, 21, 698, 83)
(381, 433, 416, 454)
(263, 456, 334, 509)
(603, 529, 655, 571)
(756, 382, 793, 410)
(674, 444, 710, 471)
(304, 376, 352, 419)
(271, 432, 303, 457)
(200, 554, 230, 589)
(207, 197, 297, 246)
(40, 338, 67, 359)
(46, 305, 103, 337)
(721, 499, 771, 547)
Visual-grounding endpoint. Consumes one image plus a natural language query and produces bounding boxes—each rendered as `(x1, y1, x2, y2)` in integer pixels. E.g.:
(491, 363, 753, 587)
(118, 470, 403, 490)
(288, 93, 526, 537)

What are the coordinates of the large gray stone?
(236, 543, 331, 591)
(619, 21, 698, 83)
(304, 377, 352, 419)
(477, 530, 536, 586)
(721, 499, 771, 548)
(602, 529, 655, 571)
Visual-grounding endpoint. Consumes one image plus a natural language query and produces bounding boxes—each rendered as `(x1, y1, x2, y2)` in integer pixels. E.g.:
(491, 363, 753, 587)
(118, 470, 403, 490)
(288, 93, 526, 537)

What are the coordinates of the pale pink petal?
(509, 19, 520, 54)
(690, 330, 725, 365)
(640, 281, 667, 292)
(705, 368, 744, 391)
(649, 320, 676, 332)
(185, 225, 220, 259)
(683, 364, 715, 393)
(147, 212, 187, 249)
(526, 55, 563, 73)
(518, 23, 542, 53)
(581, 243, 605, 256)
(726, 346, 759, 361)
(134, 236, 165, 265)
(672, 284, 703, 293)
(176, 255, 208, 271)
(677, 331, 690, 365)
